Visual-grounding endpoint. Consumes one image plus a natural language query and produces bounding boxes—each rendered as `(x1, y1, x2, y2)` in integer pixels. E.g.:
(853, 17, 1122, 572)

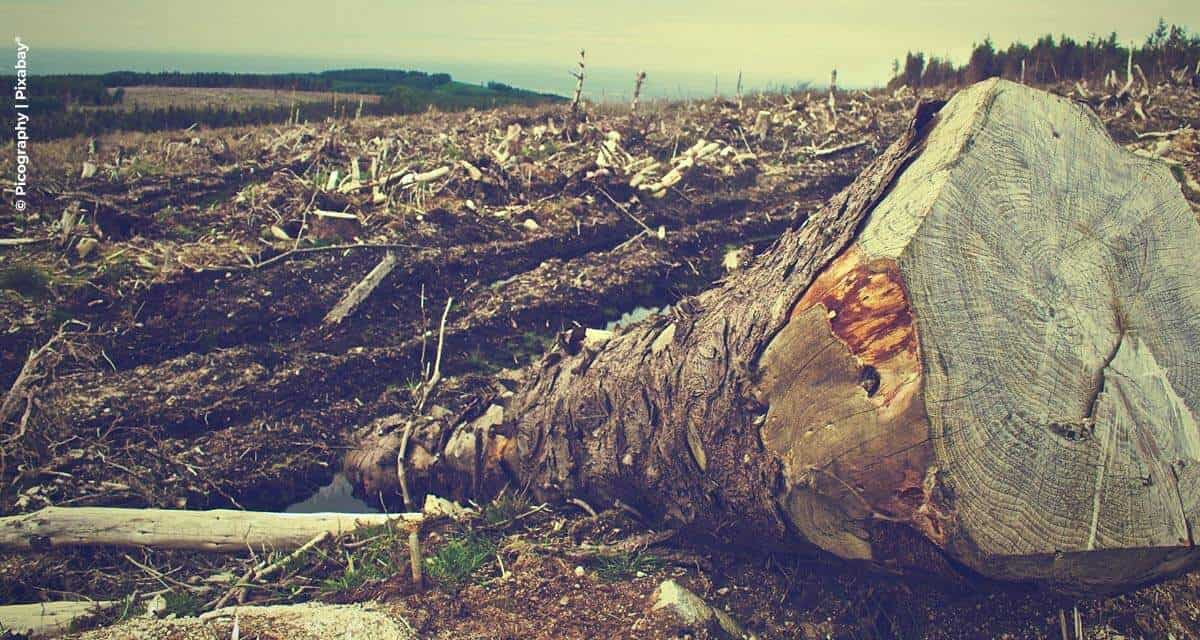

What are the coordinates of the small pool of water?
(285, 473, 379, 514)
(490, 272, 522, 290)
(604, 306, 662, 331)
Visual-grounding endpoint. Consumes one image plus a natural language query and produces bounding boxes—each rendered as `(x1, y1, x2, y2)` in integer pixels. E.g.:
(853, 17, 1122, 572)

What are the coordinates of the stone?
(650, 579, 749, 639)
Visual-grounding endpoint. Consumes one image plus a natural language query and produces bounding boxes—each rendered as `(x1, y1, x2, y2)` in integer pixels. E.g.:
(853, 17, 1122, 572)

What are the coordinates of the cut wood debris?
(322, 251, 399, 325)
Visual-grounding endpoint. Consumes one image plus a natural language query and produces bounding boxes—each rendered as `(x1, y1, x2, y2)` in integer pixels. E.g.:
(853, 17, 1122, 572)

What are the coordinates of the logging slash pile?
(2, 74, 1200, 639)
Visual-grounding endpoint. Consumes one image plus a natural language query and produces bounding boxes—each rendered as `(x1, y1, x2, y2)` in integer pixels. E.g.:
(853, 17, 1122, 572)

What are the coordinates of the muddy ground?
(3, 80, 1200, 639)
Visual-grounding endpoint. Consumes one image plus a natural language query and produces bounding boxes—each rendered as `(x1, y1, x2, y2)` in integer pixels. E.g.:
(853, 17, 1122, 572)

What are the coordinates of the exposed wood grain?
(756, 79, 1200, 589)
(879, 79, 1200, 587)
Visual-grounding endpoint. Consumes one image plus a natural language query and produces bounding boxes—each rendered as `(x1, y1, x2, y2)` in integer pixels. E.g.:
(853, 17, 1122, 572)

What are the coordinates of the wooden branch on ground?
(0, 507, 423, 552)
(1, 324, 69, 433)
(807, 139, 868, 158)
(0, 237, 51, 247)
(322, 252, 399, 325)
(208, 530, 333, 610)
(1136, 127, 1189, 139)
(207, 242, 419, 272)
(256, 531, 331, 581)
(0, 600, 120, 639)
(596, 187, 658, 237)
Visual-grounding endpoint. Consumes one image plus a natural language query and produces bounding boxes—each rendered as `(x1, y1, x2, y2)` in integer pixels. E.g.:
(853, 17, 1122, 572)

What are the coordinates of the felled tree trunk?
(359, 79, 1200, 594)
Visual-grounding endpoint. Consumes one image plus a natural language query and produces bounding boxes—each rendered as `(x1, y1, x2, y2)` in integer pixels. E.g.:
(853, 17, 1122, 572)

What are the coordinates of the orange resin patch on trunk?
(758, 244, 939, 560)
(792, 245, 920, 413)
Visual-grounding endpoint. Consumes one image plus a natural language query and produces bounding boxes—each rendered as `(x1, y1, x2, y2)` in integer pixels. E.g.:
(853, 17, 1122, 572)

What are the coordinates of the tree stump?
(757, 78, 1200, 592)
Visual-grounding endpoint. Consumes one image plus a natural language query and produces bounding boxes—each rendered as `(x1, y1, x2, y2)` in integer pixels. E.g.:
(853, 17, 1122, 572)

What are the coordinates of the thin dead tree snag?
(631, 71, 647, 115)
(829, 67, 838, 117)
(569, 49, 587, 115)
(364, 79, 1200, 594)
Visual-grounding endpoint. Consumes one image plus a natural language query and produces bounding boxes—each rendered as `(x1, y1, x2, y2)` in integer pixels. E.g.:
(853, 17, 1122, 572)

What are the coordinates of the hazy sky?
(4, 0, 1198, 90)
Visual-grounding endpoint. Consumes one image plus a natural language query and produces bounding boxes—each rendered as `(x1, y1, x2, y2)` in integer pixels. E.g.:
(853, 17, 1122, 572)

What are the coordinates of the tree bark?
(362, 79, 1200, 594)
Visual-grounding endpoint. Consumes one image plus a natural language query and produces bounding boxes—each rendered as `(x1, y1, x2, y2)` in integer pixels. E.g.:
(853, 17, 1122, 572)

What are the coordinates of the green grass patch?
(49, 306, 75, 326)
(171, 224, 202, 242)
(481, 490, 532, 527)
(94, 259, 136, 289)
(127, 157, 165, 177)
(521, 139, 559, 162)
(427, 532, 495, 590)
(318, 524, 411, 596)
(464, 346, 503, 374)
(511, 330, 554, 362)
(590, 551, 663, 582)
(161, 590, 204, 617)
(0, 265, 53, 299)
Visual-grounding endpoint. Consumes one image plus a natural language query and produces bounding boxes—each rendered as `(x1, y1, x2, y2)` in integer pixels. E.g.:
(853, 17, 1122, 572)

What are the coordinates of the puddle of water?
(605, 306, 662, 331)
(490, 273, 522, 290)
(285, 473, 379, 514)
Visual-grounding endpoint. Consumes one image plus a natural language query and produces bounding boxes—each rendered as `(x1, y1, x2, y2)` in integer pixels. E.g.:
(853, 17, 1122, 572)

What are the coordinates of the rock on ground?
(651, 579, 750, 639)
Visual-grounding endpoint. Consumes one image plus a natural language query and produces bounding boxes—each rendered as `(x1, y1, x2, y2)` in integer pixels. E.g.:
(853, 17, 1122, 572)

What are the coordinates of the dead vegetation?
(2, 73, 1200, 638)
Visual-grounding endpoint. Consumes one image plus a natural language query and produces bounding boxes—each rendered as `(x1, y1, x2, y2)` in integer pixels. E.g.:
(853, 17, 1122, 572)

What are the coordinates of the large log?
(362, 78, 1200, 594)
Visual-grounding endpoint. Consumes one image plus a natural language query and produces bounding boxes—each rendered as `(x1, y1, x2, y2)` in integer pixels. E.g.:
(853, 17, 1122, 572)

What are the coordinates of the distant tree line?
(0, 68, 564, 142)
(97, 68, 455, 93)
(20, 75, 125, 106)
(3, 103, 309, 140)
(889, 19, 1200, 89)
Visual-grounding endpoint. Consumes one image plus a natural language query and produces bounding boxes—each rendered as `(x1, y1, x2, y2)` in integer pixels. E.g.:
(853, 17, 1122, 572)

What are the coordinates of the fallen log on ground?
(0, 507, 421, 552)
(322, 251, 399, 325)
(358, 78, 1200, 594)
(0, 600, 118, 639)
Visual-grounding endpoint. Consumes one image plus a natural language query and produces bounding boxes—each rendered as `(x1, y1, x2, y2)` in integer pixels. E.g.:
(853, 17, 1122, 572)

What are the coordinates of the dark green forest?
(96, 68, 458, 93)
(0, 68, 564, 142)
(890, 19, 1200, 89)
